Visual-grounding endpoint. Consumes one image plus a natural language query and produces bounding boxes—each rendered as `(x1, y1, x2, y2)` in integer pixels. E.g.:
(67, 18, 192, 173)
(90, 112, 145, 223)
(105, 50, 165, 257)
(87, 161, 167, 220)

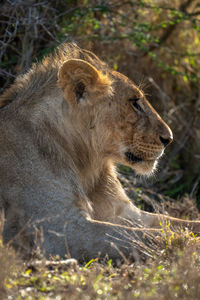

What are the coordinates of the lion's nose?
(157, 118, 173, 148)
(159, 134, 173, 147)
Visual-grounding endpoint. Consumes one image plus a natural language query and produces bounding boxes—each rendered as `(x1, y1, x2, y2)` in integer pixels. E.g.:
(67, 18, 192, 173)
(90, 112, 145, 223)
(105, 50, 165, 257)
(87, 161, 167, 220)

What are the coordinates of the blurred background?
(0, 0, 200, 214)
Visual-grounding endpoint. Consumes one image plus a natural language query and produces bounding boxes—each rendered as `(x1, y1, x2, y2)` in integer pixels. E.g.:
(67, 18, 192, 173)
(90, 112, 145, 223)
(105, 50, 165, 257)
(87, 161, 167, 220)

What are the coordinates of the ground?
(1, 169, 200, 300)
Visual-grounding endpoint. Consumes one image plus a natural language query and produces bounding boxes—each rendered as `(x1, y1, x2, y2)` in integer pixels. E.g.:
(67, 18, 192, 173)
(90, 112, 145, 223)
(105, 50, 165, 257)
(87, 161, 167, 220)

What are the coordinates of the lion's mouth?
(124, 151, 161, 175)
(124, 150, 163, 175)
(125, 151, 161, 163)
(125, 152, 143, 163)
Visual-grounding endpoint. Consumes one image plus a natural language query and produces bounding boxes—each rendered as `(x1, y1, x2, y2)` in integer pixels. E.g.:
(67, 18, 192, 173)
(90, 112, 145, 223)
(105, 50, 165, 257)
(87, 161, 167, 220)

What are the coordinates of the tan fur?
(0, 43, 199, 261)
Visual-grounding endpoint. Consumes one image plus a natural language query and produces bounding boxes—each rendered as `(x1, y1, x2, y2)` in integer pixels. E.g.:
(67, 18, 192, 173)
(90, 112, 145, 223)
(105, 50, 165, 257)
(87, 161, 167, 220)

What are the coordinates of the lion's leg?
(38, 210, 160, 261)
(139, 210, 200, 232)
(92, 173, 200, 233)
(121, 202, 200, 233)
(64, 217, 159, 260)
(89, 168, 200, 236)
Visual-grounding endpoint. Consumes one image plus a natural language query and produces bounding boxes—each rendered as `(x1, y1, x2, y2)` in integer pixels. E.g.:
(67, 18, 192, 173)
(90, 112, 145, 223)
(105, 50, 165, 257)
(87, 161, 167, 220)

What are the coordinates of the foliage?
(1, 1, 200, 82)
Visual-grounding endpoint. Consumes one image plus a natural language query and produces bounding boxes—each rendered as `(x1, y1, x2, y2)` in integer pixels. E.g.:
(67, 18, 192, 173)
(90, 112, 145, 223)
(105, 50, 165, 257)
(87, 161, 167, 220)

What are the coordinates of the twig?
(190, 173, 200, 198)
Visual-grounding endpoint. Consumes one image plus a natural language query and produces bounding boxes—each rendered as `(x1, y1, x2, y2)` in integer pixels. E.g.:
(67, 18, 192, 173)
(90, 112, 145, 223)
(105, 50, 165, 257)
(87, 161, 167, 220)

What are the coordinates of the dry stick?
(148, 77, 170, 112)
(190, 173, 200, 198)
(160, 116, 195, 179)
(0, 7, 18, 61)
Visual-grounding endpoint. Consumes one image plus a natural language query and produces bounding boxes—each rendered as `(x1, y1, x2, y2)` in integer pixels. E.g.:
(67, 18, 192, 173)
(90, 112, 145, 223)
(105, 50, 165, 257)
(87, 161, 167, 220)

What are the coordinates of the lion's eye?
(129, 98, 143, 112)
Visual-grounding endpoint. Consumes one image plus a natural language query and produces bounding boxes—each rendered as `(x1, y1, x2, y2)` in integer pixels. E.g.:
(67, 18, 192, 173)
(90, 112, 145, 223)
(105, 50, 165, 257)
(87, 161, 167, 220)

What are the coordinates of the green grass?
(2, 229, 200, 299)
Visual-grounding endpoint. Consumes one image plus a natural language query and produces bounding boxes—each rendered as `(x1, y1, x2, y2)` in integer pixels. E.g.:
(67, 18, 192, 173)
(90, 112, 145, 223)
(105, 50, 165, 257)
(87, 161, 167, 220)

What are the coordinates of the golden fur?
(0, 43, 199, 260)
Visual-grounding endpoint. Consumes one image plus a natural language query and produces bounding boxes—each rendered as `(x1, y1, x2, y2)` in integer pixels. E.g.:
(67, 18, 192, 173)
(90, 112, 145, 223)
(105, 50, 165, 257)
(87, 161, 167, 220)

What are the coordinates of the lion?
(0, 43, 199, 261)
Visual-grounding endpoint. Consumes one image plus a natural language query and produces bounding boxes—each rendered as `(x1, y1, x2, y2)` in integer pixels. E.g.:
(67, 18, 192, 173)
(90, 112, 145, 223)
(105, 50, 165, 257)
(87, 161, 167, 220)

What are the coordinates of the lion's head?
(58, 55, 173, 176)
(0, 43, 172, 177)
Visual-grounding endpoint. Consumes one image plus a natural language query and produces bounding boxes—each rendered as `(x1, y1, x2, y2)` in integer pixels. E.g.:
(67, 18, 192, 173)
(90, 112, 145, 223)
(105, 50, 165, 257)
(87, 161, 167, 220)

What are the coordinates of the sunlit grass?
(2, 227, 200, 299)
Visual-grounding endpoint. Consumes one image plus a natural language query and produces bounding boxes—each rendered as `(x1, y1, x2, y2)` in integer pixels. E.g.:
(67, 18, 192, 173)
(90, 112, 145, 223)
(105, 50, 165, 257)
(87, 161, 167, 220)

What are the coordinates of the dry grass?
(1, 194, 200, 300)
(0, 214, 22, 299)
(1, 228, 200, 300)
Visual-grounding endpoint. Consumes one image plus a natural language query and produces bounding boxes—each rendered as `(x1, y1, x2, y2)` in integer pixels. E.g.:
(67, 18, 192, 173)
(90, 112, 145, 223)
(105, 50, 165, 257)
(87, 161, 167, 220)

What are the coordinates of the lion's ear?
(58, 59, 112, 106)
